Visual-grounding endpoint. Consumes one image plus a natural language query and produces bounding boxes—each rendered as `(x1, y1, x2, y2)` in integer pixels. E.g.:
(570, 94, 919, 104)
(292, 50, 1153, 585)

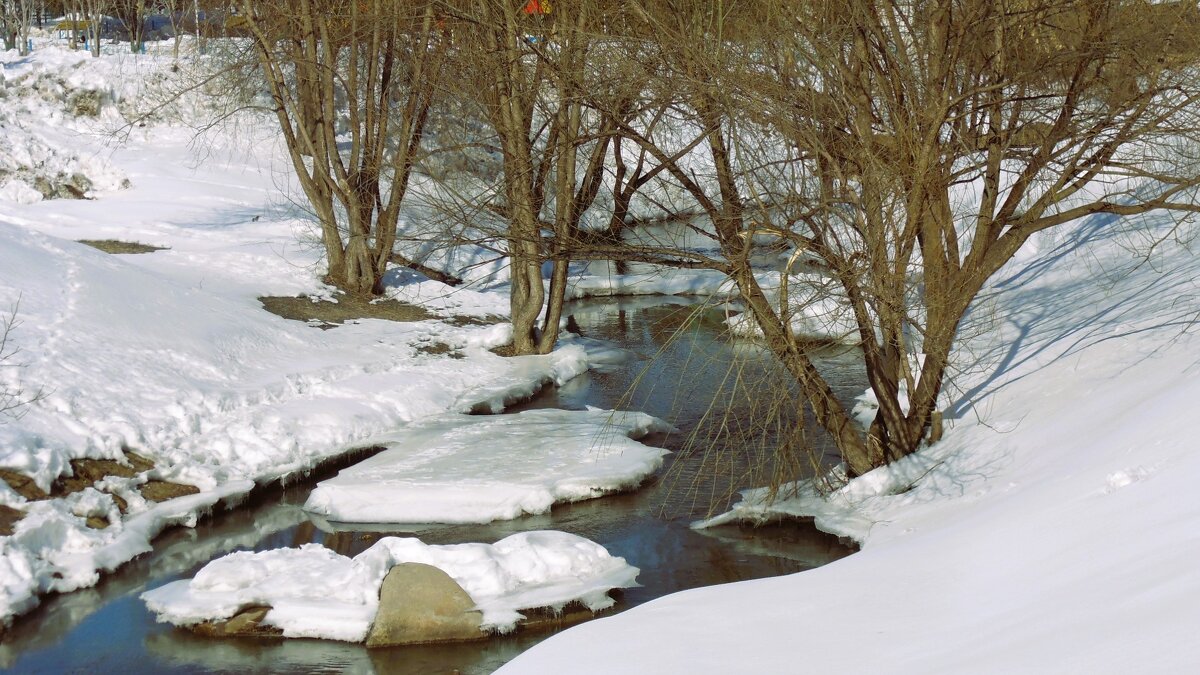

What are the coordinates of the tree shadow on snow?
(946, 209, 1200, 419)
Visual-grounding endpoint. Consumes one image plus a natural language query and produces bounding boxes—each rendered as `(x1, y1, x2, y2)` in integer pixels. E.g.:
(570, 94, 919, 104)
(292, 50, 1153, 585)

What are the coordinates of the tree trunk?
(130, 0, 145, 53)
(509, 240, 545, 355)
(538, 256, 569, 353)
(733, 262, 878, 476)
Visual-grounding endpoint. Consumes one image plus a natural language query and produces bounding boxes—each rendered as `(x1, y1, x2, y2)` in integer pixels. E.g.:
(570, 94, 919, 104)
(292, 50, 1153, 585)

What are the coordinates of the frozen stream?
(0, 297, 858, 674)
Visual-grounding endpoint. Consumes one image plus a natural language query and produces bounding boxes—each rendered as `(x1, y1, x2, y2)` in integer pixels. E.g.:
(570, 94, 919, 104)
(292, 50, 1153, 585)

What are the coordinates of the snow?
(500, 215, 1200, 671)
(9, 34, 1199, 675)
(566, 264, 737, 299)
(566, 263, 858, 342)
(0, 42, 606, 629)
(304, 409, 673, 524)
(141, 530, 640, 641)
(0, 479, 252, 622)
(0, 45, 130, 202)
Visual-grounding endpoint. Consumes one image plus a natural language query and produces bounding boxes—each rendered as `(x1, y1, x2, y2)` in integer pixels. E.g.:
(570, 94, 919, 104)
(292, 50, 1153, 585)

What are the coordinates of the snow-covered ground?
(0, 42, 591, 628)
(304, 409, 673, 524)
(10, 36, 1200, 675)
(501, 216, 1200, 671)
(142, 530, 639, 641)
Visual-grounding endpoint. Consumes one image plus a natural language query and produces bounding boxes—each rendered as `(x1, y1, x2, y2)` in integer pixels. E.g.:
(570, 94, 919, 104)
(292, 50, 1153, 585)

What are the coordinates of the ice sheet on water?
(304, 408, 674, 524)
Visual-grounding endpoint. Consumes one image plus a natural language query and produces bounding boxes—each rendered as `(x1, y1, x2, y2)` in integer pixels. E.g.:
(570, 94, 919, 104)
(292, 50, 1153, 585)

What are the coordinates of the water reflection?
(2, 297, 858, 675)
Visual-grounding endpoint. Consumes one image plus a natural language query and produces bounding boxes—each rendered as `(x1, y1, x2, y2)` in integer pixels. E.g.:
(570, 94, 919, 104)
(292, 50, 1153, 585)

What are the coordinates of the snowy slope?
(0, 219, 587, 489)
(500, 219, 1200, 670)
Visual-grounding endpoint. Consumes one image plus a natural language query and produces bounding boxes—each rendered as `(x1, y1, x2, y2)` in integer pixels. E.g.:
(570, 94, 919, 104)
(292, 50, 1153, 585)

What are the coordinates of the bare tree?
(162, 0, 184, 59)
(441, 1, 653, 354)
(585, 0, 1200, 476)
(110, 0, 145, 52)
(240, 0, 454, 297)
(72, 0, 106, 57)
(0, 0, 35, 53)
(157, 0, 198, 62)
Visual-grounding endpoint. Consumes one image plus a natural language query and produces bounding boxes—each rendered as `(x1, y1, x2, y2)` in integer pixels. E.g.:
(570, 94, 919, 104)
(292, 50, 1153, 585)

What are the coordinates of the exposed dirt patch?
(0, 469, 49, 501)
(51, 454, 154, 497)
(139, 480, 200, 503)
(0, 451, 197, 513)
(415, 342, 463, 358)
(488, 344, 518, 357)
(85, 515, 109, 530)
(0, 504, 25, 536)
(78, 239, 168, 254)
(260, 295, 433, 328)
(441, 314, 507, 327)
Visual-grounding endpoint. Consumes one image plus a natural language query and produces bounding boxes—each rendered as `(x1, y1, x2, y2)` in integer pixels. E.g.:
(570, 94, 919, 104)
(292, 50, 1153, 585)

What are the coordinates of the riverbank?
(500, 209, 1200, 671)
(0, 297, 855, 674)
(0, 41, 598, 628)
(0, 41, 849, 641)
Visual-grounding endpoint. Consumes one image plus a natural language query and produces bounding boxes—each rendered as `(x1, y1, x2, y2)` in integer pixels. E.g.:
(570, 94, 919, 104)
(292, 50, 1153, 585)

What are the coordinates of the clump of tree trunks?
(238, 0, 1200, 479)
(240, 0, 452, 297)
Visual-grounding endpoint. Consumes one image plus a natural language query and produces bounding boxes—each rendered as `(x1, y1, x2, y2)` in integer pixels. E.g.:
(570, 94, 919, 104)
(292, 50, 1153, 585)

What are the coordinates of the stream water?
(0, 296, 860, 675)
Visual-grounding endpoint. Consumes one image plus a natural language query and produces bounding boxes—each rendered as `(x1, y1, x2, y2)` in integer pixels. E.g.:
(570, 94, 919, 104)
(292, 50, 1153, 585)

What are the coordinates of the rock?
(365, 563, 486, 647)
(139, 480, 200, 502)
(68, 89, 104, 117)
(191, 606, 281, 638)
(58, 173, 92, 199)
(0, 504, 24, 536)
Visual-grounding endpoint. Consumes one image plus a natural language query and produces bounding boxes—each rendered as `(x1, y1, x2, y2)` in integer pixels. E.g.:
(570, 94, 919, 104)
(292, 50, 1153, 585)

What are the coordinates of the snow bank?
(0, 206, 591, 626)
(0, 44, 130, 202)
(566, 265, 737, 299)
(500, 219, 1200, 670)
(142, 530, 640, 641)
(0, 43, 601, 628)
(723, 294, 857, 342)
(1, 480, 252, 620)
(566, 263, 858, 342)
(304, 409, 673, 524)
(453, 346, 589, 413)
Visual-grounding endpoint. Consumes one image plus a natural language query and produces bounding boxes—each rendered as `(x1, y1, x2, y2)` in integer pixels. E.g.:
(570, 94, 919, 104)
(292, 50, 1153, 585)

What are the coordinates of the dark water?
(0, 297, 859, 675)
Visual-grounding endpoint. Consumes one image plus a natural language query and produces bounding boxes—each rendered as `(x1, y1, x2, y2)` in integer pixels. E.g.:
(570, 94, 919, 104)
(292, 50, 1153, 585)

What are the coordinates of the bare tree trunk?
(242, 0, 444, 298)
(2, 0, 35, 54)
(166, 0, 182, 60)
(450, 1, 617, 355)
(554, 0, 1200, 478)
(85, 0, 102, 57)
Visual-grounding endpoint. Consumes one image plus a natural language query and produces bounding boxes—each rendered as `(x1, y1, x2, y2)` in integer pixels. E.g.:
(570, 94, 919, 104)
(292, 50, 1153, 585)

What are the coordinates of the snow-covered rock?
(141, 530, 640, 641)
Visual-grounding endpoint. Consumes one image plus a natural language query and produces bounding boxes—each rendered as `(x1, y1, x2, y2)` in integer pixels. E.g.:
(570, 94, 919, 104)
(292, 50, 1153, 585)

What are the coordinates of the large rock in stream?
(366, 563, 487, 647)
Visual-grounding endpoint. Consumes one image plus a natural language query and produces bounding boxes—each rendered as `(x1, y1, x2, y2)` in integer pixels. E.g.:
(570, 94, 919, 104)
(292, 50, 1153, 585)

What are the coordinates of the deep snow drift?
(500, 217, 1200, 671)
(304, 409, 673, 524)
(142, 530, 639, 641)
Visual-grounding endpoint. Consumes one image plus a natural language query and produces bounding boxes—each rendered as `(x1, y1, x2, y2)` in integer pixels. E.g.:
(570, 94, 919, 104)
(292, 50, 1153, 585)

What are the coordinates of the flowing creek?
(0, 297, 861, 674)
